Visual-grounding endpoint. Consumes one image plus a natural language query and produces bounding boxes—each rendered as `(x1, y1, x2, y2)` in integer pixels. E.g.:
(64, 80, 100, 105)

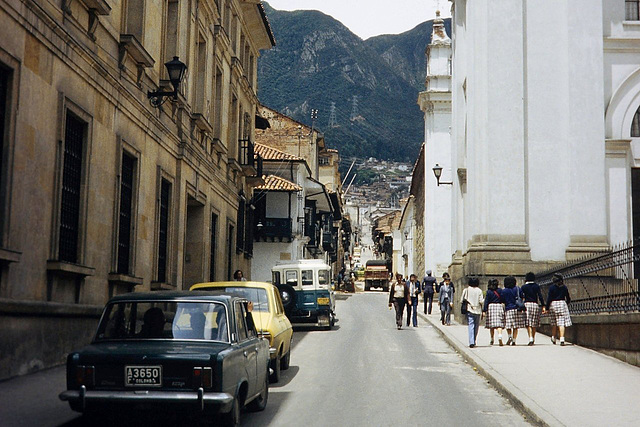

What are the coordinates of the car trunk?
(73, 341, 229, 391)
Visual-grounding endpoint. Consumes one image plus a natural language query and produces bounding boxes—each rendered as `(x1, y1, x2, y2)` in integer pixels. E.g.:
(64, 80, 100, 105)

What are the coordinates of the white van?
(271, 259, 336, 329)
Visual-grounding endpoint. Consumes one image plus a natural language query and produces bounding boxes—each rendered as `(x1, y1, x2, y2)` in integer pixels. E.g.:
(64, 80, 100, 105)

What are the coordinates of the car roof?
(273, 259, 331, 269)
(107, 290, 239, 303)
(190, 281, 274, 291)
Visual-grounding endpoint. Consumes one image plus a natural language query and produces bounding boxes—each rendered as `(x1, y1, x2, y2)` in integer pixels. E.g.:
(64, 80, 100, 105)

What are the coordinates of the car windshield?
(195, 287, 269, 312)
(95, 301, 229, 343)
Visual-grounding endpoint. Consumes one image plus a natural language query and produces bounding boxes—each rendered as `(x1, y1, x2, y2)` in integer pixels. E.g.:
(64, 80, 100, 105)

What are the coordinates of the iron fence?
(537, 239, 640, 315)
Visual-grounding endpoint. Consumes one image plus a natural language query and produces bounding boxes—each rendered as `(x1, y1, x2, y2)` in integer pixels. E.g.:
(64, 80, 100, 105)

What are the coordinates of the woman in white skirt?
(501, 276, 526, 345)
(482, 279, 505, 345)
(546, 273, 572, 345)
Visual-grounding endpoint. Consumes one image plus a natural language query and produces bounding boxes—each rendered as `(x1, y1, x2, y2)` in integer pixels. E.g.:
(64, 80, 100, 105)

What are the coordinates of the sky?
(264, 0, 451, 40)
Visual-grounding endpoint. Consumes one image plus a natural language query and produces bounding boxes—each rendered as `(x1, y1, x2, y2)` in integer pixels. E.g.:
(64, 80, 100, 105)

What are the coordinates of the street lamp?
(148, 56, 187, 107)
(432, 163, 453, 186)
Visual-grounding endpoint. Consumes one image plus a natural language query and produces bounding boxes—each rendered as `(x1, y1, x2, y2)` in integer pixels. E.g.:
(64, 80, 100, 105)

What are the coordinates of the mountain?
(366, 19, 452, 92)
(258, 3, 451, 162)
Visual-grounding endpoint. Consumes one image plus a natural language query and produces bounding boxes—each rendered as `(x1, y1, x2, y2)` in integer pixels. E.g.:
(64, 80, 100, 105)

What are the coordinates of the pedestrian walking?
(233, 269, 247, 281)
(337, 267, 345, 290)
(461, 277, 484, 348)
(522, 272, 546, 345)
(407, 274, 421, 327)
(422, 270, 436, 314)
(483, 279, 505, 345)
(439, 274, 454, 325)
(388, 273, 409, 330)
(501, 276, 526, 345)
(546, 273, 572, 346)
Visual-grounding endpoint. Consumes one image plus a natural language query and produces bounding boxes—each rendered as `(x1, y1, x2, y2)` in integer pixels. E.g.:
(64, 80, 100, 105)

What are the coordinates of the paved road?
(244, 291, 529, 426)
(0, 291, 530, 426)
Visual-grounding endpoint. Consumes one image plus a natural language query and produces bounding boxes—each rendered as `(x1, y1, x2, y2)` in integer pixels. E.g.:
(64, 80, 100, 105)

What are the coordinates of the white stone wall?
(449, 0, 609, 271)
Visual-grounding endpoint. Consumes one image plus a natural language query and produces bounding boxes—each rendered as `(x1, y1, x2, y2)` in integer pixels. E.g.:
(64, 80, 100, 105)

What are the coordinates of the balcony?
(239, 139, 256, 176)
(322, 231, 336, 252)
(246, 155, 264, 187)
(255, 217, 293, 242)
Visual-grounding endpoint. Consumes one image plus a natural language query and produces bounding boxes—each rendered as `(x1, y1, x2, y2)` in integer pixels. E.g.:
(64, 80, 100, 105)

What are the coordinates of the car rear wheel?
(269, 353, 281, 383)
(247, 372, 269, 412)
(221, 395, 240, 426)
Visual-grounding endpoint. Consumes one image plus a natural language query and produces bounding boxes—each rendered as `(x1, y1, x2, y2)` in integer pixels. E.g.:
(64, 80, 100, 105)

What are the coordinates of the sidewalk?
(419, 311, 640, 427)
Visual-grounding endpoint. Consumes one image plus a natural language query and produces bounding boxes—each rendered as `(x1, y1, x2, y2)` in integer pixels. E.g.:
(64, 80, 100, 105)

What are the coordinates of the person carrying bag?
(461, 277, 484, 348)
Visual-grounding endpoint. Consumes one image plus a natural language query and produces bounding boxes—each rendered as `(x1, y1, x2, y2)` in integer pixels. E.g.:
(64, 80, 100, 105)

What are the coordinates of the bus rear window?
(302, 270, 313, 287)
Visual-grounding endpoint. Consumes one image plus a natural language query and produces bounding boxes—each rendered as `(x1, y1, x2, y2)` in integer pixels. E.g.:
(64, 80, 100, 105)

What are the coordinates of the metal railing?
(537, 239, 640, 315)
(255, 217, 292, 240)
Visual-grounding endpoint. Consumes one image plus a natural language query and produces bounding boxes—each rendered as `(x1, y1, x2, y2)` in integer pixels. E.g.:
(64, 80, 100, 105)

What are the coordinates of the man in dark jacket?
(422, 270, 437, 314)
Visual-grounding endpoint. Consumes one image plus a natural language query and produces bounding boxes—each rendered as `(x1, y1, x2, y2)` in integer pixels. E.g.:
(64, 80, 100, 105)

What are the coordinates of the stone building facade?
(254, 106, 343, 278)
(447, 0, 640, 283)
(0, 0, 274, 380)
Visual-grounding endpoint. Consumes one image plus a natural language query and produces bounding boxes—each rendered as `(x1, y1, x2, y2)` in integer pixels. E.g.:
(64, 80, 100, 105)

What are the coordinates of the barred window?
(0, 66, 7, 246)
(0, 68, 6, 187)
(210, 212, 218, 281)
(627, 0, 640, 20)
(236, 196, 245, 253)
(157, 179, 171, 282)
(227, 223, 234, 280)
(117, 152, 136, 274)
(59, 112, 85, 263)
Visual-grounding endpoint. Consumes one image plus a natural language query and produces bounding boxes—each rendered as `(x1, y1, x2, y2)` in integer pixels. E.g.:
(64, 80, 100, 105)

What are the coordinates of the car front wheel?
(281, 348, 291, 370)
(269, 354, 281, 383)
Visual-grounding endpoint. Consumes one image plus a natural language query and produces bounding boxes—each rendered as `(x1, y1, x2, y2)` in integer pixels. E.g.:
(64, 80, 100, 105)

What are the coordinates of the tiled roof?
(255, 175, 302, 192)
(255, 143, 302, 161)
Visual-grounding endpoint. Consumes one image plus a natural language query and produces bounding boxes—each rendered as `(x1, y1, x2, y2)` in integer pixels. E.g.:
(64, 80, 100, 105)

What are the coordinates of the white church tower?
(418, 11, 453, 276)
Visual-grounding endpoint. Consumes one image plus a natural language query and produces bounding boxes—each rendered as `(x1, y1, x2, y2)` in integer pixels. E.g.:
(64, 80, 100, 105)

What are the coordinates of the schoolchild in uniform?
(501, 276, 526, 345)
(546, 273, 572, 345)
(521, 272, 546, 345)
(483, 279, 505, 345)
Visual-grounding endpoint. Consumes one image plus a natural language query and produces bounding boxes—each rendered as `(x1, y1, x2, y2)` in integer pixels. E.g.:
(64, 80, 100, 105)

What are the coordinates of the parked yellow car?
(190, 281, 293, 383)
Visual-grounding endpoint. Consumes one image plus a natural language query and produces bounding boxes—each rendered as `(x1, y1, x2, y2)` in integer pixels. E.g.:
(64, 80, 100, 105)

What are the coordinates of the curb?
(418, 311, 560, 427)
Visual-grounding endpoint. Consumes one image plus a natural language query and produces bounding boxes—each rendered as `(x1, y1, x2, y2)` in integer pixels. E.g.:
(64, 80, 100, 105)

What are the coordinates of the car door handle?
(243, 350, 248, 358)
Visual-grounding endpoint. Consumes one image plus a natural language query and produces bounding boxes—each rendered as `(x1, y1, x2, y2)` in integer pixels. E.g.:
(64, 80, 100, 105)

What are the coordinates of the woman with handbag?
(461, 277, 484, 348)
(501, 276, 526, 345)
(483, 279, 505, 345)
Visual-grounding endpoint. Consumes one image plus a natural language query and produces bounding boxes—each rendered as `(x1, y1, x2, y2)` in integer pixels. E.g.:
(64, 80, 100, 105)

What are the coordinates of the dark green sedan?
(59, 291, 270, 425)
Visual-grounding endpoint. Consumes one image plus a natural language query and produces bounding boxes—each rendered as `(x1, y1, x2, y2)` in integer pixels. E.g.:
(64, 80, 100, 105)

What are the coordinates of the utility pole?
(350, 96, 358, 121)
(310, 109, 318, 176)
(328, 102, 337, 128)
(341, 159, 356, 186)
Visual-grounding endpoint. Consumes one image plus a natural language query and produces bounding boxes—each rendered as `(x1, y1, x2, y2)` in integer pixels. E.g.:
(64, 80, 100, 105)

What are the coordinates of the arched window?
(627, 0, 640, 21)
(632, 105, 640, 137)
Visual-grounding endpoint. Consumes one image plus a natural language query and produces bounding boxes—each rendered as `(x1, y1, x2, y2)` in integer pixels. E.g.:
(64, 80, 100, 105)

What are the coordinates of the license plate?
(317, 297, 330, 305)
(125, 366, 162, 387)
